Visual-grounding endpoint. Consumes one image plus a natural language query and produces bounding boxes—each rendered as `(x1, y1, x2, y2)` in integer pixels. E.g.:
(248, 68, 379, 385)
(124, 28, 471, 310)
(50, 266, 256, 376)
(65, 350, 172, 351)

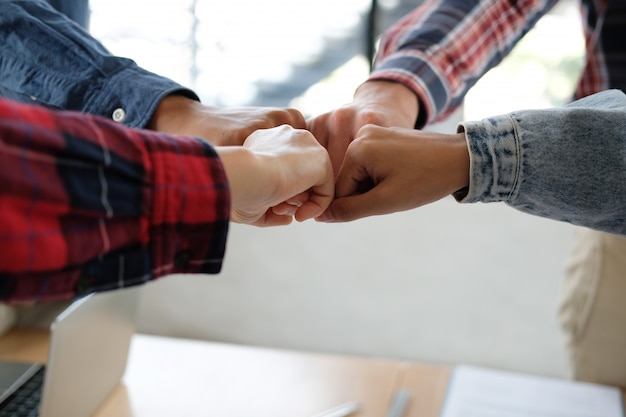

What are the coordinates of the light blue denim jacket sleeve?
(0, 0, 199, 128)
(456, 90, 626, 236)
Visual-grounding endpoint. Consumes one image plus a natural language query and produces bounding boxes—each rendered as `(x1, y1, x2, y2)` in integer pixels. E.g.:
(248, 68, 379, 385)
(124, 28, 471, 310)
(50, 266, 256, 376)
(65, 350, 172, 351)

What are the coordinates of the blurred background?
(89, 0, 585, 378)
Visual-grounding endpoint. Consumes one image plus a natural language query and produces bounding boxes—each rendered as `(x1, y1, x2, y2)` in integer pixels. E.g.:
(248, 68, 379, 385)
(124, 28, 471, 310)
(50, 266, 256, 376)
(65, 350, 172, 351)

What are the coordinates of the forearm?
(369, 0, 558, 126)
(457, 90, 626, 236)
(0, 98, 230, 303)
(0, 0, 198, 128)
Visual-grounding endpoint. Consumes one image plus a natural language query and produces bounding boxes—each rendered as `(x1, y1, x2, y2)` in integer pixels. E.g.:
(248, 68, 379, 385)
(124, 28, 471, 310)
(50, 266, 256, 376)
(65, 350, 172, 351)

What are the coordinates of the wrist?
(450, 132, 470, 197)
(147, 94, 200, 133)
(215, 146, 253, 206)
(355, 80, 419, 128)
(215, 146, 272, 213)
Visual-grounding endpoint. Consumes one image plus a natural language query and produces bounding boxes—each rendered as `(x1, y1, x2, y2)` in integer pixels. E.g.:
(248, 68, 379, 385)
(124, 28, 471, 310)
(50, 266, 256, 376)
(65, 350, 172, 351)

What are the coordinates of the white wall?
(136, 184, 575, 378)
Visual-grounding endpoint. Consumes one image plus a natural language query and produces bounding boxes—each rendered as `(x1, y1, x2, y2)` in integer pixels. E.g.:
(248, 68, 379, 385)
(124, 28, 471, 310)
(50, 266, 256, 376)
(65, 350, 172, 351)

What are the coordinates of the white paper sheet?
(440, 365, 624, 417)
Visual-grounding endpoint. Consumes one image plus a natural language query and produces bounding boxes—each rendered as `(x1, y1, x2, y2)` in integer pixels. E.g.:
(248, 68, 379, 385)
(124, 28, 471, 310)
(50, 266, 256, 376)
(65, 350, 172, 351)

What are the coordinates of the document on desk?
(440, 365, 624, 417)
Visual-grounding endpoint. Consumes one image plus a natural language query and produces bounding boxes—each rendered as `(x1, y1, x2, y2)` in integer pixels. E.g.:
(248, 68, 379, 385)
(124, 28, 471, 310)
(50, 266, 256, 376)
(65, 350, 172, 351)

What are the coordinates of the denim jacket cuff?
(86, 65, 199, 129)
(456, 115, 521, 204)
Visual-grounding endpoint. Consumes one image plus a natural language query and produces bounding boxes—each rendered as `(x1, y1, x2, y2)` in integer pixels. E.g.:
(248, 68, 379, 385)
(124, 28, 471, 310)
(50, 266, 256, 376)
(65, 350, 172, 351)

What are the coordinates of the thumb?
(316, 189, 385, 223)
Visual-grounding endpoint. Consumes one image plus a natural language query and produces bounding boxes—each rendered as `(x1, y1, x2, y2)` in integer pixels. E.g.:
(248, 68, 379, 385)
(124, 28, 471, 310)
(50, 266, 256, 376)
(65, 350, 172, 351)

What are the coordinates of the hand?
(307, 80, 419, 176)
(148, 95, 306, 146)
(316, 125, 469, 223)
(216, 125, 334, 227)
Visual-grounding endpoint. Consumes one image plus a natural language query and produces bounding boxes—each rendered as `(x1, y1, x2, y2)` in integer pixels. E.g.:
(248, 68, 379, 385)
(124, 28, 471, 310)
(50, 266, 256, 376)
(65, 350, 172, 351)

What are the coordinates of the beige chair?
(559, 228, 626, 388)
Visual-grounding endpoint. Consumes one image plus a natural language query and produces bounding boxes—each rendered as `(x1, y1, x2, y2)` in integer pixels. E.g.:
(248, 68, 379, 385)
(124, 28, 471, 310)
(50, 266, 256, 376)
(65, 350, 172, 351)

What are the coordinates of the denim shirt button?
(112, 107, 126, 123)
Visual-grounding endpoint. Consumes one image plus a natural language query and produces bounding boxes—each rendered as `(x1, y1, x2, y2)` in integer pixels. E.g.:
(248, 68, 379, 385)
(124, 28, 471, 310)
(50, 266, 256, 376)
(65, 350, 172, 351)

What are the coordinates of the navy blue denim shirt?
(45, 0, 90, 30)
(0, 0, 198, 128)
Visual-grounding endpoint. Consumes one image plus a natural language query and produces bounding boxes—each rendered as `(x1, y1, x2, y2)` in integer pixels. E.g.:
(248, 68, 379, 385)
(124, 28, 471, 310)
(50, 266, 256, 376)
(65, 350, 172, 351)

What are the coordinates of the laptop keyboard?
(0, 367, 45, 417)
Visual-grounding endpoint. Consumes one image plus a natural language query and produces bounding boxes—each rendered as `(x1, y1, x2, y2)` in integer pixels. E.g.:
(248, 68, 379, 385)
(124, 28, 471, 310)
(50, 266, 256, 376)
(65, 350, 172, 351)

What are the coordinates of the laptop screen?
(0, 287, 139, 417)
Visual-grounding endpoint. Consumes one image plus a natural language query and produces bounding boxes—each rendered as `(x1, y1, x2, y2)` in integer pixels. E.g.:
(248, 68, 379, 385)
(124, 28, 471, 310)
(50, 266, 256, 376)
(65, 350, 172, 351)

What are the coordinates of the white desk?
(0, 329, 449, 417)
(3, 329, 623, 416)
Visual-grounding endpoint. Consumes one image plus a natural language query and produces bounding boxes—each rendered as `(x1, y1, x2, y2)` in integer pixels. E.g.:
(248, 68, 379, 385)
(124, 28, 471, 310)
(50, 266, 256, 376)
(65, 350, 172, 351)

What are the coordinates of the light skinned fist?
(217, 125, 334, 227)
(307, 80, 420, 176)
(149, 95, 306, 147)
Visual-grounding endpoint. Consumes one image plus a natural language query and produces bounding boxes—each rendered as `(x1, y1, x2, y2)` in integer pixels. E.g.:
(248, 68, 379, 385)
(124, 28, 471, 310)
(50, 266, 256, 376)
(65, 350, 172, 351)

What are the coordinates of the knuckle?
(357, 123, 383, 136)
(283, 107, 305, 123)
(358, 110, 386, 126)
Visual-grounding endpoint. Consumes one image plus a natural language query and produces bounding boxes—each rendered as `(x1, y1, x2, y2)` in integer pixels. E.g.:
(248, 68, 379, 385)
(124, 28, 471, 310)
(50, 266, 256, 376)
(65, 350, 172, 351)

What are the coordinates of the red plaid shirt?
(0, 98, 230, 303)
(371, 0, 610, 127)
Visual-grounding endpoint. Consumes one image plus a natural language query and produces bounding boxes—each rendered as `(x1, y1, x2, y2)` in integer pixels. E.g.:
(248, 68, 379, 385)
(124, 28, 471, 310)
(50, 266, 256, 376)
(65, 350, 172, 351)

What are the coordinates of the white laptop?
(0, 287, 139, 417)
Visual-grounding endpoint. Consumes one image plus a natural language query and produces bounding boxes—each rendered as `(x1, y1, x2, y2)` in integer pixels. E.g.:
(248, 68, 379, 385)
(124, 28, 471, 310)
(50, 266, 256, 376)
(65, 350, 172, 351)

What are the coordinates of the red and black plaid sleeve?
(0, 98, 230, 303)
